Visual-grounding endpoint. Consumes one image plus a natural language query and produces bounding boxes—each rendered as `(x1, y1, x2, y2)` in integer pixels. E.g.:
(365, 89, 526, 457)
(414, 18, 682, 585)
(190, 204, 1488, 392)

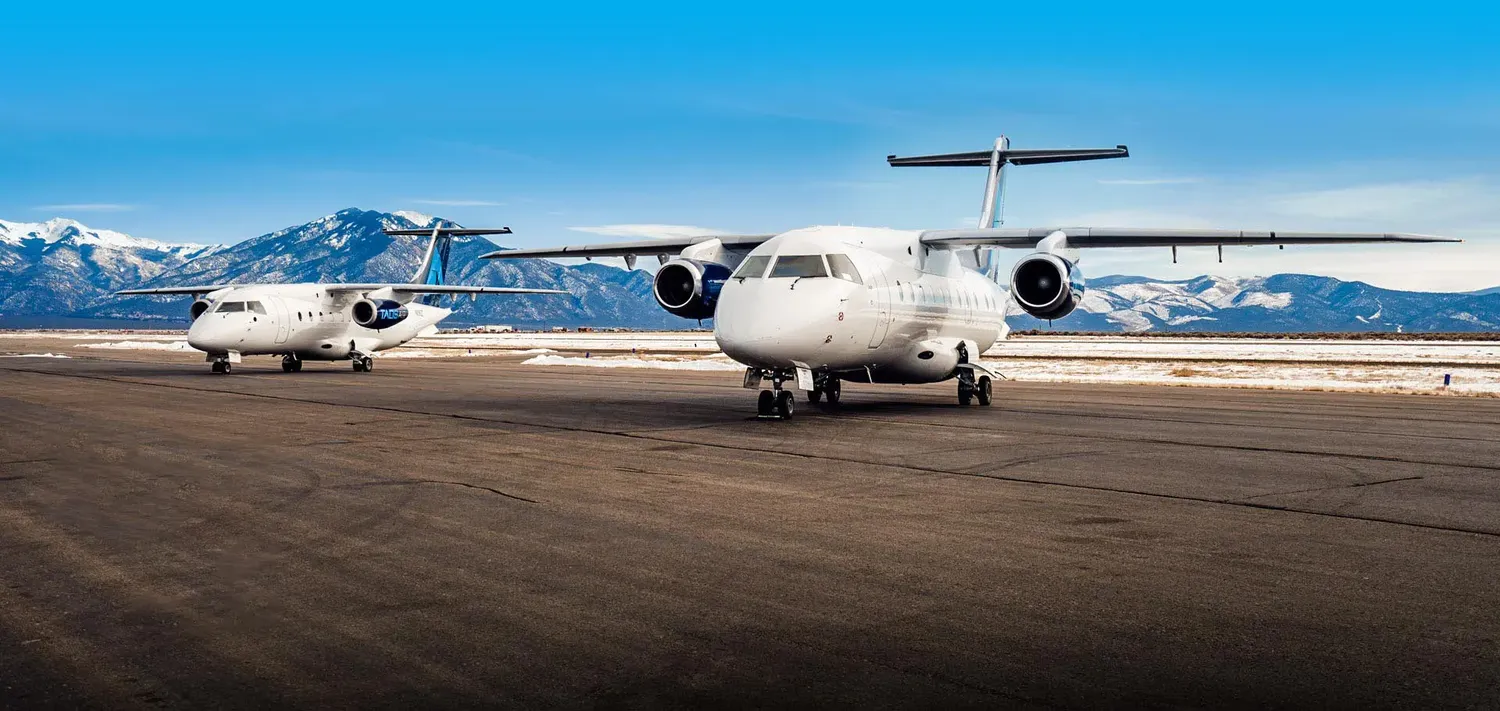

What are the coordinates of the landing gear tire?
(824, 379, 841, 405)
(976, 376, 992, 406)
(775, 391, 795, 420)
(352, 356, 372, 373)
(211, 359, 231, 375)
(282, 355, 302, 373)
(757, 390, 775, 416)
(958, 388, 972, 406)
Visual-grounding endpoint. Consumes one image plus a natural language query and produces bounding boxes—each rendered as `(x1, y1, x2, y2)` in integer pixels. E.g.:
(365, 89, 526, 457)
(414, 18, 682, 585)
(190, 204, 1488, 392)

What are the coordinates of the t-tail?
(385, 224, 517, 305)
(888, 136, 1128, 276)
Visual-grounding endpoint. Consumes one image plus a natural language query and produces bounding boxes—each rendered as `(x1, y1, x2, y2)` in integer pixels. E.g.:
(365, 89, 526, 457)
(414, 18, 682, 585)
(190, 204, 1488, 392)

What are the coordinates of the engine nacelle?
(352, 299, 409, 330)
(190, 299, 213, 320)
(1010, 253, 1085, 320)
(653, 259, 731, 320)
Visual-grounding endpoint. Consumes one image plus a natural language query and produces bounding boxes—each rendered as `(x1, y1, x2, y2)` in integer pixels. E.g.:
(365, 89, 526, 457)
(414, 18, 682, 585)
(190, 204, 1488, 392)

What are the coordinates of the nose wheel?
(210, 358, 232, 374)
(750, 369, 797, 420)
(281, 354, 303, 373)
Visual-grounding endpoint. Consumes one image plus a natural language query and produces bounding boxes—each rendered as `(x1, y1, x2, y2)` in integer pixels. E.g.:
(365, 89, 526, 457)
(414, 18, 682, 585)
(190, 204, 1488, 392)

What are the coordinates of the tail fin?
(383, 225, 515, 305)
(888, 136, 1128, 228)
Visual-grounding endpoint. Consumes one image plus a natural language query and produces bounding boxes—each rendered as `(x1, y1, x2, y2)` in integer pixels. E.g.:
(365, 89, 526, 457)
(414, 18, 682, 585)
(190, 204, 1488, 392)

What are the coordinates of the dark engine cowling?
(1010, 253, 1085, 320)
(653, 259, 731, 320)
(352, 299, 409, 330)
(190, 299, 213, 320)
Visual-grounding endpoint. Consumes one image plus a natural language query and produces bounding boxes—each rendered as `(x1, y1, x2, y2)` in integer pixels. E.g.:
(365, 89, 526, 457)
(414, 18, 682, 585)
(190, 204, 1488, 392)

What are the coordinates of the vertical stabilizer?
(978, 135, 1009, 229)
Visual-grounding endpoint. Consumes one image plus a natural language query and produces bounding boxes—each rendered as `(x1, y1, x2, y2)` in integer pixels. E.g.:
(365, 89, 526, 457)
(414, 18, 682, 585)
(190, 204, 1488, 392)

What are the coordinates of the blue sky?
(5, 2, 1498, 290)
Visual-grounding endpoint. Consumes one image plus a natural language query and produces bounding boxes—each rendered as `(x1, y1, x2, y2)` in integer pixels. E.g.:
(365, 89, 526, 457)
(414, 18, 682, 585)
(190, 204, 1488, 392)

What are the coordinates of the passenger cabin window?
(825, 254, 863, 284)
(246, 301, 267, 314)
(216, 301, 245, 313)
(734, 255, 772, 279)
(769, 255, 828, 278)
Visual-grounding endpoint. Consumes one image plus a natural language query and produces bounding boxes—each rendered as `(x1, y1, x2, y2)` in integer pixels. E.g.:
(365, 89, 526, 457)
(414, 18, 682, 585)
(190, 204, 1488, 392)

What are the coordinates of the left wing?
(919, 227, 1459, 248)
(323, 284, 567, 295)
(480, 234, 774, 260)
(117, 285, 237, 295)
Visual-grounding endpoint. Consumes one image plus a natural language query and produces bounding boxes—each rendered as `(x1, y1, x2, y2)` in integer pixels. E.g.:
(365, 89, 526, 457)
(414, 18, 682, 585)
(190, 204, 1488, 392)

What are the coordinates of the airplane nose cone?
(187, 319, 228, 353)
(715, 278, 850, 369)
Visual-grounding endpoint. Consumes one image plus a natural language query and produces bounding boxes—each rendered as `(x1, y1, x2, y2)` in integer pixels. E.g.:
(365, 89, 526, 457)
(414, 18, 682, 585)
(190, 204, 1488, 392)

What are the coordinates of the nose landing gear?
(281, 354, 303, 373)
(747, 368, 796, 420)
(210, 357, 232, 374)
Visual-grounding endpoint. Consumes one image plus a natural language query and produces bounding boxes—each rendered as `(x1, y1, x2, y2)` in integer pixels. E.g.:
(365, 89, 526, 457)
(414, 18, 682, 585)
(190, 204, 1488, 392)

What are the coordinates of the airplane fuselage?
(714, 226, 1009, 384)
(186, 283, 449, 360)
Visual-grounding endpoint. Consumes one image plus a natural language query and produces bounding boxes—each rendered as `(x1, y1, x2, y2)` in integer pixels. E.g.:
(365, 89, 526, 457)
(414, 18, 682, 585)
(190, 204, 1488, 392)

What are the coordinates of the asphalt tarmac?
(2, 351, 1499, 709)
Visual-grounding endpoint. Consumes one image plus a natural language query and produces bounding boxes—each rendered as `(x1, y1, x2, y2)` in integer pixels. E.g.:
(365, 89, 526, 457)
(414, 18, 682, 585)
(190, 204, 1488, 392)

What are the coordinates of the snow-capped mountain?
(4, 210, 1499, 332)
(1025, 274, 1500, 332)
(0, 218, 221, 315)
(83, 208, 683, 328)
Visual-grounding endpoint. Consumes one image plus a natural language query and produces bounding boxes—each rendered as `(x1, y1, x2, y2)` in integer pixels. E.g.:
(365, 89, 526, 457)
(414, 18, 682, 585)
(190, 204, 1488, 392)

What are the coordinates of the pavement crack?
(334, 478, 539, 504)
(1237, 475, 1426, 502)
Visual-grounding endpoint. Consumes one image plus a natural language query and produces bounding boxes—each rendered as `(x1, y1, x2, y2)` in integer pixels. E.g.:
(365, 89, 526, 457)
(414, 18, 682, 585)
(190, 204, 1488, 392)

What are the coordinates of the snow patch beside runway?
(0, 353, 69, 358)
(522, 354, 744, 371)
(79, 340, 194, 351)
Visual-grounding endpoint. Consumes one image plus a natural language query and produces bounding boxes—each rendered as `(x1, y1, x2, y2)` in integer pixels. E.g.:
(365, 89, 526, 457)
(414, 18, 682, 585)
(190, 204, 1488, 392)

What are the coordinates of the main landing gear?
(746, 368, 796, 420)
(957, 371, 993, 407)
(807, 374, 841, 405)
(281, 354, 303, 373)
(351, 354, 374, 373)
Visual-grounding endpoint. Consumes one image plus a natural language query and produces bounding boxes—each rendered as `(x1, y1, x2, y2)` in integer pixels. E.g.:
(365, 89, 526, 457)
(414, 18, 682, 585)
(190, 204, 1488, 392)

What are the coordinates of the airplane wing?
(918, 227, 1460, 248)
(480, 234, 775, 260)
(323, 284, 568, 295)
(116, 285, 236, 295)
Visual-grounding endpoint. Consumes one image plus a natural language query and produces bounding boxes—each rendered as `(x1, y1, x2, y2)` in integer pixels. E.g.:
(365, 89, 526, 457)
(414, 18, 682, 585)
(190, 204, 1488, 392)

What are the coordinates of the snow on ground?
(993, 359, 1500, 396)
(521, 354, 744, 371)
(0, 353, 70, 358)
(418, 332, 719, 351)
(79, 340, 195, 351)
(982, 336, 1500, 364)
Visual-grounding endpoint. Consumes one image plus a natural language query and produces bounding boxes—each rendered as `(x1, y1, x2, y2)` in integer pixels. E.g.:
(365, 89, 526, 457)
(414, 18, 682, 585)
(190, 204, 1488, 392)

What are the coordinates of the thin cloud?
(1270, 179, 1495, 222)
(1097, 178, 1204, 186)
(32, 203, 136, 212)
(411, 199, 505, 207)
(570, 224, 727, 240)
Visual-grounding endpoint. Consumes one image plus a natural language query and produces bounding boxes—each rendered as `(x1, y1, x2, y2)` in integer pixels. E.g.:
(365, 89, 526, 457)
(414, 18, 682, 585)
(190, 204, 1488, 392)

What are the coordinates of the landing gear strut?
(749, 368, 795, 420)
(281, 354, 303, 373)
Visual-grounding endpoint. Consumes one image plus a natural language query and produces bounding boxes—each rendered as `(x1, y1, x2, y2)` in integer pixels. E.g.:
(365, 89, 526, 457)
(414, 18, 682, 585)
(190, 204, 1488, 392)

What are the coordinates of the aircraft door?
(269, 296, 291, 344)
(867, 266, 892, 348)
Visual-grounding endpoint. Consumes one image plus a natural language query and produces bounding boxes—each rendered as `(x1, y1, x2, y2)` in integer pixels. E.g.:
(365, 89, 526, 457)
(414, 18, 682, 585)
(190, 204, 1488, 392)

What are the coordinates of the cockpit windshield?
(734, 255, 772, 278)
(216, 301, 245, 313)
(768, 255, 828, 278)
(246, 301, 267, 314)
(825, 254, 863, 284)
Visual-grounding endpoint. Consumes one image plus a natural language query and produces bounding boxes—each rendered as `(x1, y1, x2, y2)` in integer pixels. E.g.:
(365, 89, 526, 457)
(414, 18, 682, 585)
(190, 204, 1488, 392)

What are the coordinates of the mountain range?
(1, 209, 1497, 332)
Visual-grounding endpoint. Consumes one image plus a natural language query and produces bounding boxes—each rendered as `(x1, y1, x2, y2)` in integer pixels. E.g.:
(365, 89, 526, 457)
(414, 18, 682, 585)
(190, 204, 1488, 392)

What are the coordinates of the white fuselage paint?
(714, 226, 1010, 384)
(186, 284, 449, 360)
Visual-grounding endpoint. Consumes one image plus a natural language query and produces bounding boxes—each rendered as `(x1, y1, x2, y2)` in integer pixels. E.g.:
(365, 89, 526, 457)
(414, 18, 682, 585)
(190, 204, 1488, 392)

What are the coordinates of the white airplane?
(118, 226, 566, 373)
(481, 136, 1456, 419)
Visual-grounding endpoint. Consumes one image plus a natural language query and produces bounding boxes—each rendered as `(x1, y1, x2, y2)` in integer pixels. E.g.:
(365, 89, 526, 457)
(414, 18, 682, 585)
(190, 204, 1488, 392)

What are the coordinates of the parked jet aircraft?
(119, 226, 566, 373)
(479, 137, 1456, 418)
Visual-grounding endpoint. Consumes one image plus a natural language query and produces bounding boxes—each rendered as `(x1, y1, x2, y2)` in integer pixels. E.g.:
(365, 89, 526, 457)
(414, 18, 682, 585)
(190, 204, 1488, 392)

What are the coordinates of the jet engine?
(190, 299, 213, 320)
(653, 258, 731, 320)
(1010, 253, 1084, 320)
(352, 299, 409, 330)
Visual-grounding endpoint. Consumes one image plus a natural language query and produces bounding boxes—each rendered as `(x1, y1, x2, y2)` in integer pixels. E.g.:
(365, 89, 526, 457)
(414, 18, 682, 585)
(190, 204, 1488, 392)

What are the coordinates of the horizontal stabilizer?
(888, 146, 1128, 167)
(383, 227, 513, 236)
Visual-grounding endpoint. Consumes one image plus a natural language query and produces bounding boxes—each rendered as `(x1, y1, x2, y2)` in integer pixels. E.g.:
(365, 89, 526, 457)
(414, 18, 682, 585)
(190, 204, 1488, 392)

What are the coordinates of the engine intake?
(190, 299, 212, 320)
(1010, 253, 1084, 320)
(352, 299, 409, 330)
(653, 259, 731, 320)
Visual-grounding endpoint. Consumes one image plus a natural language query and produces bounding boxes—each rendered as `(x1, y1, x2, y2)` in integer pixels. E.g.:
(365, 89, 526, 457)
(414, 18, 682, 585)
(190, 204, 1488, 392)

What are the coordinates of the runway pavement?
(2, 352, 1499, 709)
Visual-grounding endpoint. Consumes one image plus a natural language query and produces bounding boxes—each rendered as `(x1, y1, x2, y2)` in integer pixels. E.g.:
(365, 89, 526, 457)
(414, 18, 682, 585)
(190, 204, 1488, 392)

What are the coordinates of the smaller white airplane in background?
(118, 226, 566, 373)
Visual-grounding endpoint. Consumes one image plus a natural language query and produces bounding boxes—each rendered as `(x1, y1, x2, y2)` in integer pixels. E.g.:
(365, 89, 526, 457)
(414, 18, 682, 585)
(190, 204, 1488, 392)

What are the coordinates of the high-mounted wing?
(480, 234, 774, 261)
(919, 227, 1459, 249)
(323, 284, 567, 295)
(116, 285, 236, 295)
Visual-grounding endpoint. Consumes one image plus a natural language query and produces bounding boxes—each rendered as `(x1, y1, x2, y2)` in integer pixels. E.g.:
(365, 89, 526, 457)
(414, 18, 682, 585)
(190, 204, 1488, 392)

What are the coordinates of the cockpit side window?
(768, 255, 828, 278)
(216, 301, 245, 313)
(825, 254, 863, 284)
(245, 301, 268, 314)
(734, 255, 772, 278)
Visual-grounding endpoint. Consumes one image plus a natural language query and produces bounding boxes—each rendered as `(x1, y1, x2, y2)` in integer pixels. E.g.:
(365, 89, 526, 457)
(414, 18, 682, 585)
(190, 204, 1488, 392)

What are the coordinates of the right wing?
(918, 227, 1459, 249)
(480, 234, 774, 260)
(116, 285, 236, 295)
